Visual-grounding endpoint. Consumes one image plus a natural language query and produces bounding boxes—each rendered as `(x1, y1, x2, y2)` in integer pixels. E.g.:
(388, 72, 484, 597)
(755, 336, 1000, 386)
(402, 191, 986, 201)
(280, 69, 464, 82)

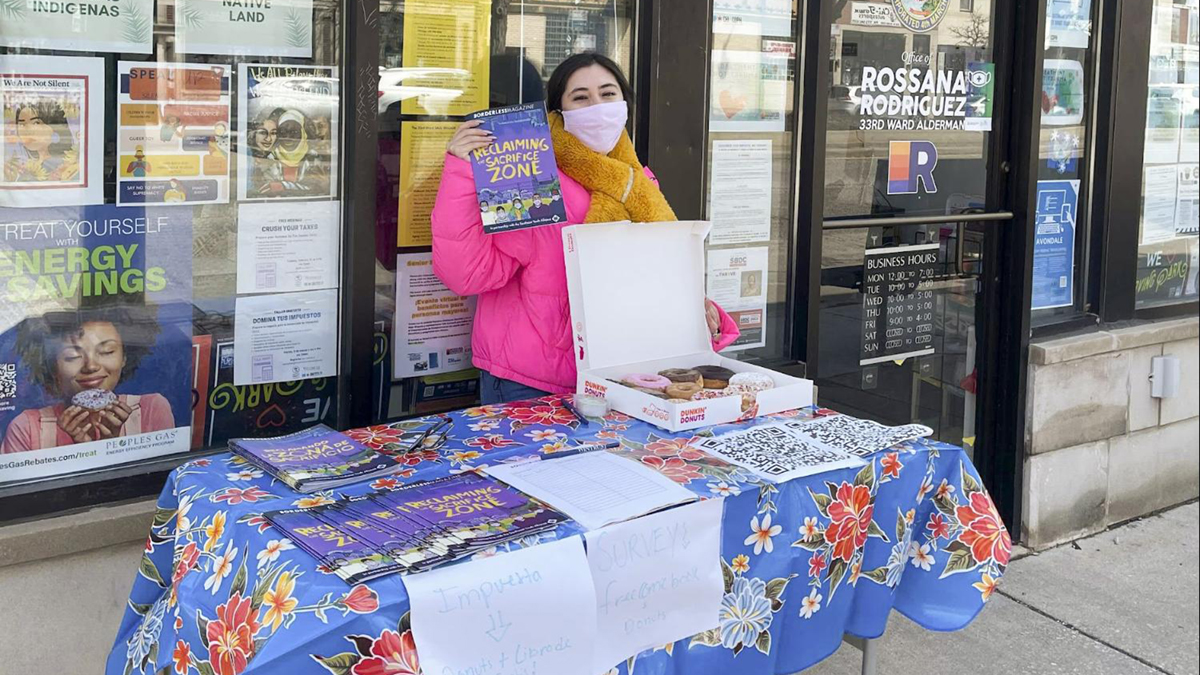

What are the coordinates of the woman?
(508, 196, 530, 221)
(432, 53, 739, 404)
(1, 307, 175, 454)
(5, 100, 79, 183)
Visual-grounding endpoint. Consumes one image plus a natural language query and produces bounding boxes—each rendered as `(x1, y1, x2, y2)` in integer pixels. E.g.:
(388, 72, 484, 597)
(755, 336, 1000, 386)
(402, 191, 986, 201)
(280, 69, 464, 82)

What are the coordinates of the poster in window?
(710, 50, 786, 132)
(1045, 0, 1092, 49)
(204, 340, 335, 449)
(1040, 59, 1085, 126)
(0, 0, 152, 53)
(394, 252, 476, 378)
(1142, 164, 1179, 244)
(708, 140, 773, 245)
(1136, 239, 1192, 304)
(397, 121, 458, 247)
(1144, 87, 1182, 165)
(705, 247, 768, 351)
(1031, 180, 1078, 310)
(116, 62, 232, 206)
(401, 0, 491, 117)
(1176, 164, 1199, 237)
(859, 244, 939, 366)
(713, 0, 792, 36)
(233, 289, 338, 386)
(237, 64, 338, 202)
(175, 0, 313, 57)
(1, 55, 105, 208)
(0, 205, 193, 482)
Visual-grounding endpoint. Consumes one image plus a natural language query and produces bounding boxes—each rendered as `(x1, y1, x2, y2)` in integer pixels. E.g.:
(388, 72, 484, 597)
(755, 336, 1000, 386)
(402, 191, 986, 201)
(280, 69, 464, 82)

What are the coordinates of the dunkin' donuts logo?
(680, 406, 707, 425)
(642, 403, 670, 421)
(583, 380, 608, 398)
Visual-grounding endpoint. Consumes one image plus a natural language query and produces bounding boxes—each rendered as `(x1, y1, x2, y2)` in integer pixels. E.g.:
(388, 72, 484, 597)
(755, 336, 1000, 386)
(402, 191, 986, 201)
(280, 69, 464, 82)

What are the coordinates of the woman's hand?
(705, 298, 722, 338)
(446, 120, 494, 160)
(58, 406, 95, 443)
(95, 400, 133, 440)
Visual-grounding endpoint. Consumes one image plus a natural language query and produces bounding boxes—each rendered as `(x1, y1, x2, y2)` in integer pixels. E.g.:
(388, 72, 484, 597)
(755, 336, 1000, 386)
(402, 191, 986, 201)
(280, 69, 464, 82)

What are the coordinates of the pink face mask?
(562, 101, 628, 155)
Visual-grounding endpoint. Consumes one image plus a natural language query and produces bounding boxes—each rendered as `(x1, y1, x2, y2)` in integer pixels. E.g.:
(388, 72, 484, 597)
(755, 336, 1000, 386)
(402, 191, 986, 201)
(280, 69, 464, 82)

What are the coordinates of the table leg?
(860, 638, 878, 675)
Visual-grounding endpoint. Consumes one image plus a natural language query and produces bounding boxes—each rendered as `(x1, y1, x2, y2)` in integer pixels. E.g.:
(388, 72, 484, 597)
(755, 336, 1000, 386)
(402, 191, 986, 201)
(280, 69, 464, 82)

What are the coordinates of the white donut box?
(563, 220, 814, 431)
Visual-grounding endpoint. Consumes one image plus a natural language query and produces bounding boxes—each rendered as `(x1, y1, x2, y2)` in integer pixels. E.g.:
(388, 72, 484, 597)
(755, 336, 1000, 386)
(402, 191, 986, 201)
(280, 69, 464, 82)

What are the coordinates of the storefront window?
(1, 1, 346, 486)
(1031, 0, 1097, 315)
(705, 1, 797, 364)
(1136, 0, 1199, 309)
(373, 0, 636, 420)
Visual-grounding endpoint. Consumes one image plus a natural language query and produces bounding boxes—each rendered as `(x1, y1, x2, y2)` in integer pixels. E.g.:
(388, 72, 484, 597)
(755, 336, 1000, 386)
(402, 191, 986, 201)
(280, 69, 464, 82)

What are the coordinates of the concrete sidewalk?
(809, 501, 1199, 675)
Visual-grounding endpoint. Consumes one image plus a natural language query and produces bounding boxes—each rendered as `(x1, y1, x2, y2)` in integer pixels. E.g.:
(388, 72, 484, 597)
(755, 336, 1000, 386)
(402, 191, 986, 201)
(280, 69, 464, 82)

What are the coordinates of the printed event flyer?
(401, 0, 491, 116)
(394, 252, 476, 378)
(0, 205, 193, 482)
(1, 55, 105, 208)
(175, 0, 313, 57)
(116, 62, 231, 206)
(237, 63, 338, 201)
(233, 288, 338, 386)
(705, 246, 768, 351)
(1031, 179, 1078, 310)
(0, 0, 152, 53)
(397, 121, 457, 246)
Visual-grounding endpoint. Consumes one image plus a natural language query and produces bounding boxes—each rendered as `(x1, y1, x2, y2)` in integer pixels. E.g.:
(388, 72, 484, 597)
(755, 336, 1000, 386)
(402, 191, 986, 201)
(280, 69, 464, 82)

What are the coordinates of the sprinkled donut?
(73, 388, 116, 411)
(691, 388, 733, 401)
(728, 371, 775, 392)
(623, 373, 672, 390)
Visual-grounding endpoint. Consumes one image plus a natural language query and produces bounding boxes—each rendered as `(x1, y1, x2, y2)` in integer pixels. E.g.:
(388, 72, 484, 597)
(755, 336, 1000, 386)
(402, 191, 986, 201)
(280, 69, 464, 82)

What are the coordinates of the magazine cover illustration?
(238, 64, 339, 201)
(0, 205, 193, 482)
(467, 102, 567, 234)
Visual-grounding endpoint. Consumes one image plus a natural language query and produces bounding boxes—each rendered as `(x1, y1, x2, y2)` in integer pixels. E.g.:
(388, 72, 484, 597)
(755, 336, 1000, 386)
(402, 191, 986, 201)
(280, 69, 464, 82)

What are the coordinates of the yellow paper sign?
(401, 0, 491, 116)
(398, 121, 460, 247)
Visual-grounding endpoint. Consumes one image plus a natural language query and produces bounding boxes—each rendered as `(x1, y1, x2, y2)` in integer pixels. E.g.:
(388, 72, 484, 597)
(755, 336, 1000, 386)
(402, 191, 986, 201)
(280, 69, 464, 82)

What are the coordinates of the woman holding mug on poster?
(432, 53, 739, 404)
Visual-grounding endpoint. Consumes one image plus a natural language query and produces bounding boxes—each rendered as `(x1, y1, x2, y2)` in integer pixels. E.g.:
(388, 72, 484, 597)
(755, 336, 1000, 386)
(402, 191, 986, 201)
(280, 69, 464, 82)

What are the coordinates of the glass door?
(815, 0, 1003, 456)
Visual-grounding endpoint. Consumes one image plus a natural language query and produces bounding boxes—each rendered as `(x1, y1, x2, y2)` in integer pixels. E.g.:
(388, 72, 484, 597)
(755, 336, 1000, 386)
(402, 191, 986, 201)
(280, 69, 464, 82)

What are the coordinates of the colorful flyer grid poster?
(0, 204, 194, 482)
(238, 64, 338, 201)
(1, 55, 105, 208)
(0, 0, 152, 53)
(175, 0, 313, 57)
(117, 62, 232, 206)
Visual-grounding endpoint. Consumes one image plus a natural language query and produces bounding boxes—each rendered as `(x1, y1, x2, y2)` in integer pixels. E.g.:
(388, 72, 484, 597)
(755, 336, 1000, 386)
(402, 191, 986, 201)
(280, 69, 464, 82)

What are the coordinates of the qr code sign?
(698, 423, 859, 481)
(785, 415, 933, 457)
(0, 363, 16, 399)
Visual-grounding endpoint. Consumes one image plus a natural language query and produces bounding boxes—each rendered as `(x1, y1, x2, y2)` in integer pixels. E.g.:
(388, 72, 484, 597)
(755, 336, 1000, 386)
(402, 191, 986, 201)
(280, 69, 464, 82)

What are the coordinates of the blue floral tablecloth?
(108, 398, 1011, 675)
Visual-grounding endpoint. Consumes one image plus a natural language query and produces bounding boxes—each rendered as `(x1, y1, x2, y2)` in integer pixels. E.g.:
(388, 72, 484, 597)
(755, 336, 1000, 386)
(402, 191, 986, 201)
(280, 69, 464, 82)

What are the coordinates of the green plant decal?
(179, 0, 206, 30)
(121, 0, 151, 44)
(284, 7, 310, 49)
(0, 0, 27, 21)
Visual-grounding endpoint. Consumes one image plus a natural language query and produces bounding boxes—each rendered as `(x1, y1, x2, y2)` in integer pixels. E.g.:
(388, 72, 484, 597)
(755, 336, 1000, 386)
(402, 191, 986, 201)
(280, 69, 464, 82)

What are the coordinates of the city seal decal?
(890, 0, 949, 32)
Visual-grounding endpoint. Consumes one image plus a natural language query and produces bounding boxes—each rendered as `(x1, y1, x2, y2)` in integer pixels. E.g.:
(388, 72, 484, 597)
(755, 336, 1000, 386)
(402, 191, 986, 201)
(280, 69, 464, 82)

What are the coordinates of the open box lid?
(564, 220, 713, 371)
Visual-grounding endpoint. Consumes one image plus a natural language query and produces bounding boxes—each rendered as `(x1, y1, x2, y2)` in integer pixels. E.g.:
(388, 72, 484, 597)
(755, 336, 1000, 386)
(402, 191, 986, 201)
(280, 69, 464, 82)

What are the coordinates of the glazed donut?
(729, 371, 775, 392)
(694, 365, 735, 389)
(623, 373, 672, 390)
(658, 368, 703, 386)
(665, 382, 703, 399)
(631, 386, 670, 399)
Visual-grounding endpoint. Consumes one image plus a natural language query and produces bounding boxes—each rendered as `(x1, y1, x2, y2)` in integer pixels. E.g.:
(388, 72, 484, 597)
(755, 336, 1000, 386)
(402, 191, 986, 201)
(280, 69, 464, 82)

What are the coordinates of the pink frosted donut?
(623, 373, 671, 390)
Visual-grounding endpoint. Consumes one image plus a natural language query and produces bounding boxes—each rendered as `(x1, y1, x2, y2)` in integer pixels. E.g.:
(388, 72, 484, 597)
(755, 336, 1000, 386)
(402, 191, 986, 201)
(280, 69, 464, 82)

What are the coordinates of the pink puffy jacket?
(430, 154, 741, 394)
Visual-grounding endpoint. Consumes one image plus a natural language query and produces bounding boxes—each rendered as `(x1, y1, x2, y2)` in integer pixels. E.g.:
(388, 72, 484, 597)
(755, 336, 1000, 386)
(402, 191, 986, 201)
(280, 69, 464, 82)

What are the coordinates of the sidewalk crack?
(997, 590, 1174, 675)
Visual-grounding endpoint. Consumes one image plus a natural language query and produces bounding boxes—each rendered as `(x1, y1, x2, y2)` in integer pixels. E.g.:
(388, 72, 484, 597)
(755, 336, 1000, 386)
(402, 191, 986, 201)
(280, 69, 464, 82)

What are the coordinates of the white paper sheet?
(587, 498, 724, 674)
(234, 289, 338, 385)
(1175, 164, 1199, 237)
(404, 536, 597, 675)
(485, 452, 697, 530)
(393, 252, 477, 377)
(237, 201, 339, 294)
(709, 140, 773, 245)
(706, 246, 769, 350)
(696, 422, 865, 483)
(1142, 165, 1179, 244)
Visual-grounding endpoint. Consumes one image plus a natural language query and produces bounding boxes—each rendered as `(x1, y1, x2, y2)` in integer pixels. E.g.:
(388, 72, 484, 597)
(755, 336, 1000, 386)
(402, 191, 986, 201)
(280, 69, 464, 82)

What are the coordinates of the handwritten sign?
(404, 536, 597, 675)
(585, 499, 724, 673)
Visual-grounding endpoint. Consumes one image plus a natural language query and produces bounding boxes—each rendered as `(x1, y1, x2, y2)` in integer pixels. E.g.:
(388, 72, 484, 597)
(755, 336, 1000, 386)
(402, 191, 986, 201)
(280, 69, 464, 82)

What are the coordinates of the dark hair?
(13, 100, 75, 159)
(546, 53, 634, 116)
(15, 305, 160, 395)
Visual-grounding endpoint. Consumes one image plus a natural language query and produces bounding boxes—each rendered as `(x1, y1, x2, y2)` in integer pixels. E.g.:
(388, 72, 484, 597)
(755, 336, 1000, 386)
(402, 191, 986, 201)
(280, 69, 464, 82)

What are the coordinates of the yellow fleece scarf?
(549, 111, 677, 224)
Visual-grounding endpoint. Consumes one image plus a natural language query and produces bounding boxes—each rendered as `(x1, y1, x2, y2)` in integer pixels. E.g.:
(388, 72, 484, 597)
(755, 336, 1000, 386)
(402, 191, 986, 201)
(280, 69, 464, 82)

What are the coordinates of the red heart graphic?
(256, 404, 287, 429)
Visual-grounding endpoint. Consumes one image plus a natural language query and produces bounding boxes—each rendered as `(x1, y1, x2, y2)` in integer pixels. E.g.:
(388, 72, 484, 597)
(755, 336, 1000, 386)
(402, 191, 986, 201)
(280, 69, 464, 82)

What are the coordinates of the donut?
(631, 386, 670, 399)
(666, 398, 691, 404)
(72, 388, 116, 411)
(658, 368, 703, 386)
(691, 388, 733, 401)
(729, 371, 775, 392)
(694, 365, 735, 389)
(623, 373, 672, 390)
(723, 387, 759, 411)
(665, 382, 703, 399)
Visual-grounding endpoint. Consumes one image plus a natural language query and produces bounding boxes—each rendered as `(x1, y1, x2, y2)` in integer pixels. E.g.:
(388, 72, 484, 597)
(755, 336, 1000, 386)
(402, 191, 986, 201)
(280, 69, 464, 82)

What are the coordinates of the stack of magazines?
(229, 425, 419, 493)
(264, 471, 569, 582)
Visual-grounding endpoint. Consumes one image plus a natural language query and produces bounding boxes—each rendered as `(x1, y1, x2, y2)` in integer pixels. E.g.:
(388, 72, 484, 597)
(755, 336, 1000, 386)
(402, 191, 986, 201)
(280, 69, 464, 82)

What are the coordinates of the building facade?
(1, 0, 1197, 669)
